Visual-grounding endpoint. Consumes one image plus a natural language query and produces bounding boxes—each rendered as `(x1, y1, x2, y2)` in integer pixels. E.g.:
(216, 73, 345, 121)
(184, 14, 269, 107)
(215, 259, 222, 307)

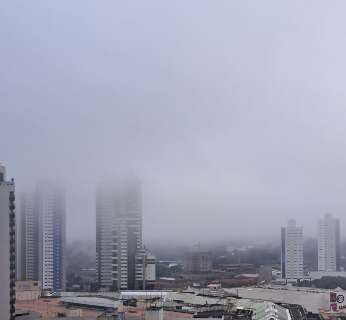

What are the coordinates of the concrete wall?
(16, 281, 40, 301)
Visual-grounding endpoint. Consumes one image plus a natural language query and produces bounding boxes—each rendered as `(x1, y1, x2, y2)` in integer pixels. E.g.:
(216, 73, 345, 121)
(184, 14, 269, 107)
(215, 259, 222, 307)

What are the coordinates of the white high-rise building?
(281, 219, 304, 280)
(0, 164, 16, 320)
(96, 177, 155, 290)
(37, 182, 66, 292)
(318, 213, 340, 272)
(20, 182, 66, 292)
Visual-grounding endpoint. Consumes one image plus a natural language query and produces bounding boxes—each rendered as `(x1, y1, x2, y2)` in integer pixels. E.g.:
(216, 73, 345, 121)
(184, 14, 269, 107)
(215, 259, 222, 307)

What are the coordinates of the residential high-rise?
(336, 218, 341, 271)
(20, 193, 38, 281)
(96, 184, 114, 289)
(0, 164, 16, 320)
(96, 177, 155, 291)
(37, 182, 66, 292)
(20, 182, 66, 292)
(280, 227, 286, 279)
(281, 219, 304, 280)
(318, 213, 340, 272)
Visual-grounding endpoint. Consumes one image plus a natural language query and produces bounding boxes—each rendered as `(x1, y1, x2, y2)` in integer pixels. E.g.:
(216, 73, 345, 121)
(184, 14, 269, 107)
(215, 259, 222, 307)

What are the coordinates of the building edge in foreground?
(0, 164, 16, 320)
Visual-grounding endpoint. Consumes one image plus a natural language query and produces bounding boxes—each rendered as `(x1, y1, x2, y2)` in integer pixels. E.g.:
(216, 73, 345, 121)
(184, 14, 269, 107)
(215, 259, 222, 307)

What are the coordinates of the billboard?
(330, 292, 345, 311)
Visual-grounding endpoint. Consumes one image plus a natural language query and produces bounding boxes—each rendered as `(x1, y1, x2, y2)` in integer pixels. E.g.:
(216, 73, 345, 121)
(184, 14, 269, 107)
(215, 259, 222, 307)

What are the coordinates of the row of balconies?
(9, 191, 16, 320)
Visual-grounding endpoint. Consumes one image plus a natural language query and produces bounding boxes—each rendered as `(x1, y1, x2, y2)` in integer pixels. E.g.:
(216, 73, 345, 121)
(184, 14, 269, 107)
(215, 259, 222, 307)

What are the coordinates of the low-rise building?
(184, 247, 212, 273)
(258, 266, 272, 283)
(145, 307, 163, 320)
(16, 281, 41, 301)
(60, 296, 119, 311)
(216, 264, 257, 274)
(309, 271, 346, 280)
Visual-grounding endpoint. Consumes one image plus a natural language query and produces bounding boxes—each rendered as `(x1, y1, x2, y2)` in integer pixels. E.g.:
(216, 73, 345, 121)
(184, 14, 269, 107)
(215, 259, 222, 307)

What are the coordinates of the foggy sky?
(2, 1, 346, 244)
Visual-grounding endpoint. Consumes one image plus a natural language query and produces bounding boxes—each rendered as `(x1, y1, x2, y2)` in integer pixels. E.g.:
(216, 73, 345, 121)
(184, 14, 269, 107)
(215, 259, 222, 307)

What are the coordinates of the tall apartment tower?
(20, 193, 38, 281)
(96, 177, 155, 291)
(0, 164, 16, 320)
(280, 227, 286, 279)
(20, 182, 66, 292)
(318, 213, 340, 272)
(281, 219, 304, 280)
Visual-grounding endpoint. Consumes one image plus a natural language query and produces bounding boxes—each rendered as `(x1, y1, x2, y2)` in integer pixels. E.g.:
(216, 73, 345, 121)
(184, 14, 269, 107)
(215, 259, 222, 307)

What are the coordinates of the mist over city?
(3, 1, 346, 246)
(3, 1, 346, 319)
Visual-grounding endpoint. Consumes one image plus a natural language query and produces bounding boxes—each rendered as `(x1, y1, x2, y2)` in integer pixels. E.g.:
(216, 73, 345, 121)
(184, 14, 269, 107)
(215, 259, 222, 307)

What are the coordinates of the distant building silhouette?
(96, 177, 155, 290)
(20, 181, 66, 292)
(183, 245, 212, 273)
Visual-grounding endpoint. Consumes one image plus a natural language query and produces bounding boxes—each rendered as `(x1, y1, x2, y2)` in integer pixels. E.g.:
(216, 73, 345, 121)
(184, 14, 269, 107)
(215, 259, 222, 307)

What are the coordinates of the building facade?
(96, 177, 155, 290)
(143, 252, 156, 290)
(0, 164, 16, 320)
(20, 182, 66, 292)
(280, 227, 286, 279)
(318, 213, 340, 272)
(20, 193, 38, 281)
(15, 281, 40, 301)
(281, 219, 304, 280)
(184, 246, 212, 273)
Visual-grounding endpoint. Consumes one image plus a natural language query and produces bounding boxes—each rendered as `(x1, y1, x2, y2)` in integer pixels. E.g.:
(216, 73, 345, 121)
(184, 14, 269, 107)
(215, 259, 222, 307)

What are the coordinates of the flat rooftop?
(225, 286, 331, 312)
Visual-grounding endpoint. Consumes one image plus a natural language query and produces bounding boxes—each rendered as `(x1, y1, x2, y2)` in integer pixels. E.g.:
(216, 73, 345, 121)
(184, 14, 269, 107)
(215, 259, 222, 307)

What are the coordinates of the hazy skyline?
(2, 1, 346, 244)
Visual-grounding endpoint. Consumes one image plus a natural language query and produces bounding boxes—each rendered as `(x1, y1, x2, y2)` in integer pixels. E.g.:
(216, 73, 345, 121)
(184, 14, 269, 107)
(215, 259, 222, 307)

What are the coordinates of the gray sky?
(2, 0, 346, 244)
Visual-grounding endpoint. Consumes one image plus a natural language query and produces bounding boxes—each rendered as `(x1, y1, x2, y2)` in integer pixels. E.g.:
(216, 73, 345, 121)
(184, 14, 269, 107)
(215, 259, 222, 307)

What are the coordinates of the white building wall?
(119, 222, 130, 290)
(42, 194, 54, 290)
(37, 182, 66, 292)
(284, 219, 304, 279)
(96, 187, 116, 288)
(318, 214, 337, 272)
(146, 262, 156, 282)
